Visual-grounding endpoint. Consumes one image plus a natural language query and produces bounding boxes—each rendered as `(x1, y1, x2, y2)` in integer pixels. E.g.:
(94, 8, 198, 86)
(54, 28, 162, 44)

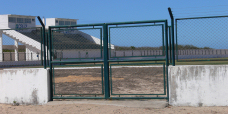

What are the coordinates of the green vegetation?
(177, 45, 212, 50)
(115, 44, 212, 50)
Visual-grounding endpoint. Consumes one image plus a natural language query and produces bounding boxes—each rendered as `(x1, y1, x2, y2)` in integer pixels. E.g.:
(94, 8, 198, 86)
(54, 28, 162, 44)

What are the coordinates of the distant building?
(46, 18, 78, 29)
(0, 14, 36, 29)
(0, 14, 114, 66)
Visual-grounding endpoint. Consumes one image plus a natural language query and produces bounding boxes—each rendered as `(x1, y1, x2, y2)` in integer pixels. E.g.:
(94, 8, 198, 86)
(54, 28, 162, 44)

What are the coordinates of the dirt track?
(1, 103, 228, 114)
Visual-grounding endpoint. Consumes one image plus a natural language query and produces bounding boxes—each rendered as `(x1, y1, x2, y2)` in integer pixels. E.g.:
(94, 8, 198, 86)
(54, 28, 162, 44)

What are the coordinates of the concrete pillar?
(0, 31, 2, 62)
(14, 40, 18, 61)
(26, 46, 31, 61)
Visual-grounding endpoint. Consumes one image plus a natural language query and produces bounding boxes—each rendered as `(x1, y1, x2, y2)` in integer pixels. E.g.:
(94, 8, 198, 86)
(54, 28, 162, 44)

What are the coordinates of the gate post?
(37, 16, 46, 69)
(168, 7, 175, 66)
(103, 24, 110, 99)
(48, 27, 53, 101)
(165, 20, 169, 102)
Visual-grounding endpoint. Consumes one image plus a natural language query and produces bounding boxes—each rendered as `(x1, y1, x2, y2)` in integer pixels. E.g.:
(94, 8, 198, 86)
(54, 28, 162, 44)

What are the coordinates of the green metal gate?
(48, 20, 169, 100)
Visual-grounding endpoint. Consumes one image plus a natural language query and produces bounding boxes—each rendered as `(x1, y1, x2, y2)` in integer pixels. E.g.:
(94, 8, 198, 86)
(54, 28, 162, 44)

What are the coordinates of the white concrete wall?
(169, 65, 228, 106)
(0, 68, 50, 105)
(46, 18, 56, 29)
(56, 49, 102, 59)
(26, 45, 41, 61)
(0, 15, 9, 29)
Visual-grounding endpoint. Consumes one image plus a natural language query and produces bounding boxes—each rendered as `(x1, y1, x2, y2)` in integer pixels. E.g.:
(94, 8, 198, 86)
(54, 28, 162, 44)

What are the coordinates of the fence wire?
(176, 16, 228, 62)
(0, 27, 42, 67)
(52, 28, 102, 60)
(53, 64, 104, 97)
(109, 24, 165, 58)
(110, 63, 167, 97)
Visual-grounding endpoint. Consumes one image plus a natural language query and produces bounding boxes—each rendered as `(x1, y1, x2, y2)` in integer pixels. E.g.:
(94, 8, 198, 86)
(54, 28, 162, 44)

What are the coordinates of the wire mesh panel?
(110, 63, 166, 98)
(176, 16, 228, 62)
(109, 24, 164, 58)
(49, 20, 169, 100)
(51, 28, 102, 61)
(53, 64, 104, 97)
(0, 27, 42, 67)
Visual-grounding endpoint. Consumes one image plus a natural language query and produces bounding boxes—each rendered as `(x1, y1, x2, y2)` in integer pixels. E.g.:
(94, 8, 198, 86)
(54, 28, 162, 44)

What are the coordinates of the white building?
(0, 14, 36, 29)
(0, 15, 114, 66)
(46, 18, 78, 29)
(0, 14, 40, 65)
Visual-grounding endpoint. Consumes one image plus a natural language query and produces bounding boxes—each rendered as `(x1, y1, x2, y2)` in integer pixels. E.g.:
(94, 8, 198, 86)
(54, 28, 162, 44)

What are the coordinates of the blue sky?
(1, 0, 228, 48)
(1, 0, 227, 24)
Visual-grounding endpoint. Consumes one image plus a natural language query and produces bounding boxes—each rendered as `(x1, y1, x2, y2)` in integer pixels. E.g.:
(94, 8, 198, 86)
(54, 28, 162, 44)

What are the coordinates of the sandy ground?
(1, 103, 228, 114)
(54, 66, 165, 97)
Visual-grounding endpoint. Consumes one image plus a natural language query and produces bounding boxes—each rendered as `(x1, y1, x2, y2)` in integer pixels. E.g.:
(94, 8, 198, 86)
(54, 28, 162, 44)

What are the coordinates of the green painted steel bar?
(109, 24, 164, 29)
(49, 20, 167, 28)
(101, 64, 104, 94)
(110, 55, 165, 59)
(48, 27, 53, 101)
(165, 20, 169, 102)
(110, 62, 164, 66)
(53, 97, 105, 99)
(53, 64, 56, 95)
(163, 63, 166, 95)
(171, 18, 175, 66)
(52, 97, 167, 99)
(176, 15, 228, 20)
(103, 24, 110, 99)
(54, 94, 104, 96)
(162, 24, 164, 55)
(111, 94, 166, 95)
(54, 57, 102, 60)
(51, 60, 104, 64)
(106, 20, 166, 25)
(165, 20, 169, 66)
(110, 65, 113, 95)
(40, 27, 43, 66)
(110, 97, 168, 99)
(108, 58, 166, 62)
(53, 64, 103, 67)
(52, 27, 102, 32)
(37, 16, 46, 69)
(168, 7, 175, 66)
(168, 26, 172, 64)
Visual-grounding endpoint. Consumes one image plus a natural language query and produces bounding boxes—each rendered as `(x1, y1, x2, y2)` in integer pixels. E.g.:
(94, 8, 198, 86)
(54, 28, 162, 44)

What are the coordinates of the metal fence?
(48, 20, 169, 100)
(175, 16, 228, 62)
(0, 27, 43, 67)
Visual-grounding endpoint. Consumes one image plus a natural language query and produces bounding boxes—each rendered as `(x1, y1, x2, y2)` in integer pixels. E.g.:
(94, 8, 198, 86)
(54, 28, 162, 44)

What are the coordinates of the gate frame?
(48, 20, 169, 101)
